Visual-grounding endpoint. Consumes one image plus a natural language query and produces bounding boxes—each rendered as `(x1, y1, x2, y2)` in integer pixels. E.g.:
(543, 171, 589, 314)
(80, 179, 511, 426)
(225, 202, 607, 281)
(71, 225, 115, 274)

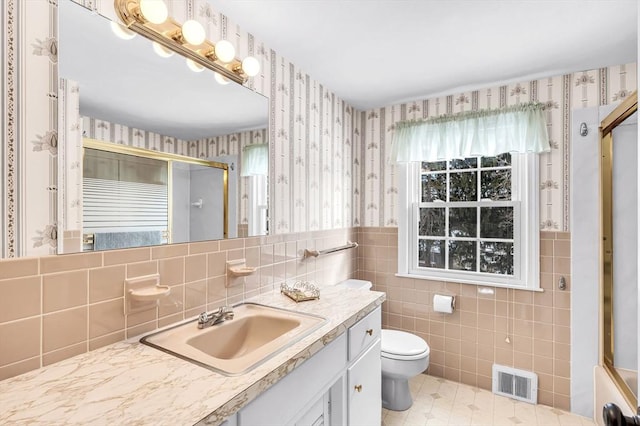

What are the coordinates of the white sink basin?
(141, 303, 326, 375)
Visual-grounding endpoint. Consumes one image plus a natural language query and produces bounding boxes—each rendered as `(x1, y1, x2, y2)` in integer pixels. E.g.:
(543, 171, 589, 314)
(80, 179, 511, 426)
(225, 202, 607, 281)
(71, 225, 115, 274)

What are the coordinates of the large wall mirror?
(58, 0, 269, 254)
(601, 91, 638, 409)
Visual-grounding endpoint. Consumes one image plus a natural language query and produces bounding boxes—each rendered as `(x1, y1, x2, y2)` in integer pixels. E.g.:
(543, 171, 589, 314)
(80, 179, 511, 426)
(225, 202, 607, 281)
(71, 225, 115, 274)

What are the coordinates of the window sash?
(420, 161, 513, 204)
(411, 202, 521, 280)
(398, 154, 539, 290)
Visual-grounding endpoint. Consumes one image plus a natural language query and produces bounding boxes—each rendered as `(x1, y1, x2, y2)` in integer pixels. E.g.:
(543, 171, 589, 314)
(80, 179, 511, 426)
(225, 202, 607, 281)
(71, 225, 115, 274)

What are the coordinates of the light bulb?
(241, 56, 260, 77)
(152, 42, 174, 58)
(110, 21, 136, 40)
(139, 0, 168, 24)
(186, 58, 205, 73)
(182, 20, 206, 45)
(214, 40, 235, 63)
(214, 72, 230, 85)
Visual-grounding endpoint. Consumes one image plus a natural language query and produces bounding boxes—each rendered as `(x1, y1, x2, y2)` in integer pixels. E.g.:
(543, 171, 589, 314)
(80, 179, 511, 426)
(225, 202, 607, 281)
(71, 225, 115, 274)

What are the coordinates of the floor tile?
(382, 374, 595, 426)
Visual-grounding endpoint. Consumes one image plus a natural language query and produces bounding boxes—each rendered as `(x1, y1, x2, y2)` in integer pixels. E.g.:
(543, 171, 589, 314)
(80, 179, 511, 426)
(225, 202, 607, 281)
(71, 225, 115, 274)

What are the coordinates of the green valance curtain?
(241, 143, 268, 176)
(391, 102, 550, 163)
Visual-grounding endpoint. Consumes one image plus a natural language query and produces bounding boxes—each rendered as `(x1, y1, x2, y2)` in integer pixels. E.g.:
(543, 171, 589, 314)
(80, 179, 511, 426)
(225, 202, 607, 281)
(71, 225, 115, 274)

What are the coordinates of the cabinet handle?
(366, 329, 373, 336)
(354, 384, 363, 392)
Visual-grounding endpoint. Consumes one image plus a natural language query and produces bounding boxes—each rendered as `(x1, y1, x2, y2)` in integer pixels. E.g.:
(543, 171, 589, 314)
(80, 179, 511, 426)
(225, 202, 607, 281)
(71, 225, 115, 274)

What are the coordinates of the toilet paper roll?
(433, 294, 455, 314)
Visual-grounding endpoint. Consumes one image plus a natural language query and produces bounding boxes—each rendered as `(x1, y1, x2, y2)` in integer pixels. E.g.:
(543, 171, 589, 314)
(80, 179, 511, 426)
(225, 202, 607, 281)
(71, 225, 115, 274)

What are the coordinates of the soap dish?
(226, 259, 257, 277)
(280, 281, 320, 302)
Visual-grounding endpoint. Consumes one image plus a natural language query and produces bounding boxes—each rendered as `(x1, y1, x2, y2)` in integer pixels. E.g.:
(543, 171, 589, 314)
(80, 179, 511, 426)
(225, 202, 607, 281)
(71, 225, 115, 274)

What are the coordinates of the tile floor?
(382, 374, 597, 426)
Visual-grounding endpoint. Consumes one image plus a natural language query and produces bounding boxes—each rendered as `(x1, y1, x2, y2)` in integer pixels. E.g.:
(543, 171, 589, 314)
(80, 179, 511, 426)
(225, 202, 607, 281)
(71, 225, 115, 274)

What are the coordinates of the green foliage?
(419, 208, 445, 236)
(448, 240, 476, 271)
(449, 208, 477, 237)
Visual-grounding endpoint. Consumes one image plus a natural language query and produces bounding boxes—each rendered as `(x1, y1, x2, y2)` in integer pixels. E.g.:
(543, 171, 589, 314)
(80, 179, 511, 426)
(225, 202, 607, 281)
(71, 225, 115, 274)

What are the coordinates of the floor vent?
(492, 364, 538, 404)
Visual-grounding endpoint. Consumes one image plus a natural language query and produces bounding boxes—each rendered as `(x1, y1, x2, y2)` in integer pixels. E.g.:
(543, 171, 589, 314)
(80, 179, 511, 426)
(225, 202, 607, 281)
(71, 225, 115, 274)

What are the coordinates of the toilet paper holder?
(433, 294, 455, 314)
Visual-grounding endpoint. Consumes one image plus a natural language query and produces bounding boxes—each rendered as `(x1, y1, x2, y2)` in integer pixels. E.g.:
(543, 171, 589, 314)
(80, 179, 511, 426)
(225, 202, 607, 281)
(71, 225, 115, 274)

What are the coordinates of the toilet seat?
(381, 330, 430, 361)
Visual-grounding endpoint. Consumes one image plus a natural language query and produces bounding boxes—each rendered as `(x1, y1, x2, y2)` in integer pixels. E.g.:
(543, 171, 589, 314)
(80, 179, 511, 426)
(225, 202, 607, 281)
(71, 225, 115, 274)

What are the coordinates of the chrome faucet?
(197, 306, 235, 329)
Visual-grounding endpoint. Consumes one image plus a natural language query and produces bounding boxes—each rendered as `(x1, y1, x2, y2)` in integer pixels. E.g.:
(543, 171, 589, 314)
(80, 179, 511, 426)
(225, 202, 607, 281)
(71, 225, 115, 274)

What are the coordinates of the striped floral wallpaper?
(1, 0, 59, 258)
(0, 0, 636, 258)
(82, 117, 192, 155)
(2, 0, 358, 257)
(357, 63, 637, 231)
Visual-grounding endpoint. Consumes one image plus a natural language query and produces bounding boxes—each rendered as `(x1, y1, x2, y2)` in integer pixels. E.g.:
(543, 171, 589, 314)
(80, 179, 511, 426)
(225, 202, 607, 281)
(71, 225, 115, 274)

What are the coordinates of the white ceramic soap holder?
(125, 274, 170, 314)
(227, 259, 257, 277)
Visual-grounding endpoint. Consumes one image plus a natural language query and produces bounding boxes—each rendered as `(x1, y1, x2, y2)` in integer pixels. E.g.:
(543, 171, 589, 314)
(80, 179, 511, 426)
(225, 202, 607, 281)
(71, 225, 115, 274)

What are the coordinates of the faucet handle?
(197, 311, 211, 328)
(197, 307, 234, 328)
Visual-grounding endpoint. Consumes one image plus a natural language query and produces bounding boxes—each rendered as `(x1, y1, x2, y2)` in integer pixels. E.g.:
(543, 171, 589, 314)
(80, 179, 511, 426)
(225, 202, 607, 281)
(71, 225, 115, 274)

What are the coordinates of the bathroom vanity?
(227, 305, 382, 426)
(0, 286, 384, 425)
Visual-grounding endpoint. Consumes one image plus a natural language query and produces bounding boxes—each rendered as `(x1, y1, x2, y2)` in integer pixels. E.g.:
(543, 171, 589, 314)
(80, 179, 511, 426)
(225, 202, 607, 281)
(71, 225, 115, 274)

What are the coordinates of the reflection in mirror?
(57, 0, 269, 254)
(83, 147, 169, 250)
(82, 140, 229, 252)
(601, 93, 638, 408)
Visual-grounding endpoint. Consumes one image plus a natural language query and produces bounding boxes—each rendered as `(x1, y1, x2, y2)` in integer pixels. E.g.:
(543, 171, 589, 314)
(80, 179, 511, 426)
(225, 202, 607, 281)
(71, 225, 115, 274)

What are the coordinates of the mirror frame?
(600, 90, 638, 409)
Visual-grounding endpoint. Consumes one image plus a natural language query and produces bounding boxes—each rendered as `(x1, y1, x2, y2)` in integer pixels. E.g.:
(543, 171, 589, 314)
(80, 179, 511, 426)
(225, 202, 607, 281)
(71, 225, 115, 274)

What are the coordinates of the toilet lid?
(381, 330, 429, 357)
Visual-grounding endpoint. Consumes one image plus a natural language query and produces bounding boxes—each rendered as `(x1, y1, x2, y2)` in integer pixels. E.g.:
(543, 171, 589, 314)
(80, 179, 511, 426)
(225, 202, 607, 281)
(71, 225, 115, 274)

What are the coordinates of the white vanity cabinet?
(347, 308, 382, 426)
(231, 306, 381, 426)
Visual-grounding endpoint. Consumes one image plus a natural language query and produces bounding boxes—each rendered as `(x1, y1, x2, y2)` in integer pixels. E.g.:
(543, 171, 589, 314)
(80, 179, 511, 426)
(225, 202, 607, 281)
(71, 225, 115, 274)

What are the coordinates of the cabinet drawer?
(348, 307, 381, 361)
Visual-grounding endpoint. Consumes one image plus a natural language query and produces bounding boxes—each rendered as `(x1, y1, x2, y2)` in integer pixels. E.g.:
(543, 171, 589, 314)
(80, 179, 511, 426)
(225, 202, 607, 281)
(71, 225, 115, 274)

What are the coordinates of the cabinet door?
(347, 340, 381, 426)
(238, 333, 347, 426)
(295, 391, 330, 426)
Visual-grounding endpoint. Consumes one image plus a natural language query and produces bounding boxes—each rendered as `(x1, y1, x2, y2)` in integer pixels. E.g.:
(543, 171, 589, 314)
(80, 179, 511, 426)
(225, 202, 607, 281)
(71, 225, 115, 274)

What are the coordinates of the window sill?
(395, 273, 545, 292)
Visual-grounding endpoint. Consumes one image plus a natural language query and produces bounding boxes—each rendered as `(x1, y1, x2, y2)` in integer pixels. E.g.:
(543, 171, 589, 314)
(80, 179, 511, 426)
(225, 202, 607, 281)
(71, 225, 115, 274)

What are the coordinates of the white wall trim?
(570, 103, 617, 418)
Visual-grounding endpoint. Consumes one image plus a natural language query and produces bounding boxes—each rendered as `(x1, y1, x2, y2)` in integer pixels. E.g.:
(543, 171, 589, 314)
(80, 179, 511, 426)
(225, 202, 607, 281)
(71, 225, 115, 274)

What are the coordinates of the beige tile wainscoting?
(0, 226, 574, 413)
(0, 228, 357, 381)
(357, 227, 572, 411)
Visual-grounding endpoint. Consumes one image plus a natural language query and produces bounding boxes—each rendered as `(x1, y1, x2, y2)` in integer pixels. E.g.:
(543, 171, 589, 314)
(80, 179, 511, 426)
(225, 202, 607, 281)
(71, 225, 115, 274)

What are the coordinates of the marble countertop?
(0, 286, 385, 426)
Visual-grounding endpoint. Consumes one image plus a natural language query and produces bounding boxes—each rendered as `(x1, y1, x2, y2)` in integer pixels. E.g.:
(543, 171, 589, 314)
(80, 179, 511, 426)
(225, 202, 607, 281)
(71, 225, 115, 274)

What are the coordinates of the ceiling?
(207, 0, 638, 110)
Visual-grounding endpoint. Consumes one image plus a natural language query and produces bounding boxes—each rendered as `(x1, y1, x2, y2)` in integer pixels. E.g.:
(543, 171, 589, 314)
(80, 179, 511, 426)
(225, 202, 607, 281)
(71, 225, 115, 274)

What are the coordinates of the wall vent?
(492, 364, 538, 404)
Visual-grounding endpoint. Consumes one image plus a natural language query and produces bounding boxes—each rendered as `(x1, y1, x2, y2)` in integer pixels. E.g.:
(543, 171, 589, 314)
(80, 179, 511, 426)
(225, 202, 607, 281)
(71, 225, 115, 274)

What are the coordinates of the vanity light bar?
(114, 0, 249, 84)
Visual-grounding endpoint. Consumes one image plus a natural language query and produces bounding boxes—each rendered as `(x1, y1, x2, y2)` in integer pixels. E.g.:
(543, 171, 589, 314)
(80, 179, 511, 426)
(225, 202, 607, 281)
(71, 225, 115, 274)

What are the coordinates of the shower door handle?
(602, 403, 640, 426)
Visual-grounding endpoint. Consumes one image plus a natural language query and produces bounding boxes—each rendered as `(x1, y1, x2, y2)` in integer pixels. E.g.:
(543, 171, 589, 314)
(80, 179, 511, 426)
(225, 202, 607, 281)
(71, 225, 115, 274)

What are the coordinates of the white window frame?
(397, 153, 540, 291)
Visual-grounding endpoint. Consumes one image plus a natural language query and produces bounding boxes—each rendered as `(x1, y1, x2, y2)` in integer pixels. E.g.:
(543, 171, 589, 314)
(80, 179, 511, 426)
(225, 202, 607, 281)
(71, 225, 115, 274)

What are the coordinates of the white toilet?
(380, 329, 429, 410)
(336, 279, 430, 411)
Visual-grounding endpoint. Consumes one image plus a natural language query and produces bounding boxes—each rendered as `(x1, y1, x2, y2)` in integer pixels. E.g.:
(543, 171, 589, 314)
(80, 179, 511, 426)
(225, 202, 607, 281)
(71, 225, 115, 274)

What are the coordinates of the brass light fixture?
(114, 0, 260, 84)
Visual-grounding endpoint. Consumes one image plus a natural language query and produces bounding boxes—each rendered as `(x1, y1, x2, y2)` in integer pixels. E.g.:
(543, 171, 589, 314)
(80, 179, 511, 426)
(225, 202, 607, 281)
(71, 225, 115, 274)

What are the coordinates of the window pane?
(480, 242, 514, 275)
(419, 239, 445, 268)
(449, 157, 477, 170)
(449, 207, 477, 237)
(419, 208, 445, 236)
(449, 172, 477, 201)
(421, 173, 446, 202)
(448, 240, 477, 271)
(480, 207, 514, 239)
(481, 153, 511, 168)
(422, 161, 446, 172)
(481, 169, 512, 201)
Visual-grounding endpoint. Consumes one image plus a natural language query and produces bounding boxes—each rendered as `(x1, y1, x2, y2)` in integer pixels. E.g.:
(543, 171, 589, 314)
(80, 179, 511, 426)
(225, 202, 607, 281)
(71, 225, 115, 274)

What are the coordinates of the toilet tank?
(337, 279, 372, 290)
